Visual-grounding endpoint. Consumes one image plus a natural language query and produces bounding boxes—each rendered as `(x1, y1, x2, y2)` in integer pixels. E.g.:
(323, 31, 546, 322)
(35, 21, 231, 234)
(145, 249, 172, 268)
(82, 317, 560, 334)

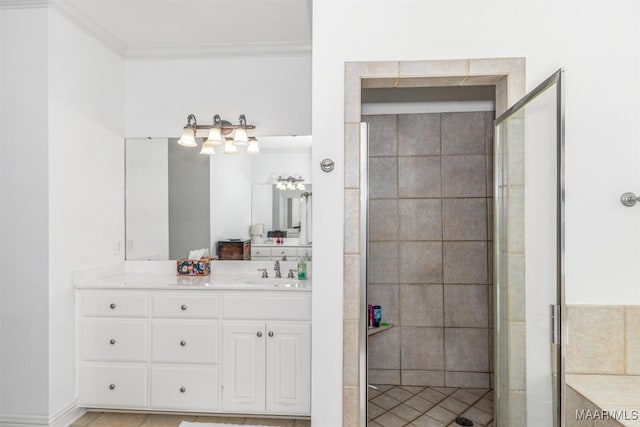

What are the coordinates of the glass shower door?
(494, 69, 565, 427)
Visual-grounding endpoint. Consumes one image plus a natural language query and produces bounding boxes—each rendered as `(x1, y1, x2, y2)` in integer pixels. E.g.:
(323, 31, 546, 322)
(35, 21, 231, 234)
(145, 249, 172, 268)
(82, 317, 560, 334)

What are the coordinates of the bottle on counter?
(297, 256, 307, 280)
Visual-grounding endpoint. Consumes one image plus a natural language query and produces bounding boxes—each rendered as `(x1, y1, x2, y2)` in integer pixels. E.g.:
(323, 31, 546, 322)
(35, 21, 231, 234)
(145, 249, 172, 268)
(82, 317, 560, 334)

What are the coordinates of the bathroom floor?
(368, 385, 494, 427)
(71, 411, 311, 427)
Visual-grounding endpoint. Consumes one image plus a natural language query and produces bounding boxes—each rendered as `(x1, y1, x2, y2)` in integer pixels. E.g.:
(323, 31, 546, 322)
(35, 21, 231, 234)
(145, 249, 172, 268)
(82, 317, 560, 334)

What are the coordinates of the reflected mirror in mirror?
(125, 136, 311, 260)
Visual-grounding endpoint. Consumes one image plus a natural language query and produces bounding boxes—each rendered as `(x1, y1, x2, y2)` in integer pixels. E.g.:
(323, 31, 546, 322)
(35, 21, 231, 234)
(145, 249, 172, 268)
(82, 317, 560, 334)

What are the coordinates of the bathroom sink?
(241, 278, 310, 288)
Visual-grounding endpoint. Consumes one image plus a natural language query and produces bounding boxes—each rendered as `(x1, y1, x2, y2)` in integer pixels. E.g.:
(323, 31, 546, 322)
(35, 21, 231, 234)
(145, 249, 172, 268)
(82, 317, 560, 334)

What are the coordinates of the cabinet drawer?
(152, 294, 219, 318)
(251, 247, 270, 258)
(151, 366, 219, 411)
(152, 320, 219, 364)
(82, 319, 148, 362)
(223, 294, 311, 320)
(81, 364, 147, 408)
(270, 247, 298, 259)
(81, 293, 148, 318)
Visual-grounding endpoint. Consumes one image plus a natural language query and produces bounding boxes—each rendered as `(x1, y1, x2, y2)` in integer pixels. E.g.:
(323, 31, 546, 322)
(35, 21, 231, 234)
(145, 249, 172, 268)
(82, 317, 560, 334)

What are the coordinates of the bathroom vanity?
(75, 262, 311, 417)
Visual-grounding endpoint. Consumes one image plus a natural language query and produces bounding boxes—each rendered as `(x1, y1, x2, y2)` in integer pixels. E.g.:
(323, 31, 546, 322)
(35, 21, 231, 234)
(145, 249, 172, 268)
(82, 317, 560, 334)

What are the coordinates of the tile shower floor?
(368, 385, 494, 427)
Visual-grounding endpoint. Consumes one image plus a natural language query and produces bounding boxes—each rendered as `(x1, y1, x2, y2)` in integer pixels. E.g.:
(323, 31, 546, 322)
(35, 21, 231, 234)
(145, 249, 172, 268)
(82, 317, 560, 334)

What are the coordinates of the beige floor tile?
(426, 405, 456, 424)
(473, 396, 494, 414)
(243, 417, 295, 426)
(405, 395, 436, 413)
(195, 415, 246, 424)
(368, 402, 386, 419)
(465, 387, 490, 396)
(450, 389, 480, 405)
(439, 396, 469, 415)
(385, 386, 415, 402)
(389, 403, 421, 422)
(293, 419, 311, 427)
(87, 412, 149, 427)
(374, 384, 394, 392)
(431, 387, 457, 396)
(411, 414, 446, 427)
(418, 388, 447, 404)
(139, 414, 196, 427)
(462, 406, 493, 425)
(400, 385, 426, 394)
(371, 393, 402, 410)
(374, 411, 407, 427)
(71, 411, 103, 426)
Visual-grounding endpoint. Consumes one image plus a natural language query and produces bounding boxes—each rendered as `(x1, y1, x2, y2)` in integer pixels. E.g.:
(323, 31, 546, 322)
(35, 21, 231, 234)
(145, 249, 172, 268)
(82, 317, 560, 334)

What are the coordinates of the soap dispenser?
(297, 256, 307, 280)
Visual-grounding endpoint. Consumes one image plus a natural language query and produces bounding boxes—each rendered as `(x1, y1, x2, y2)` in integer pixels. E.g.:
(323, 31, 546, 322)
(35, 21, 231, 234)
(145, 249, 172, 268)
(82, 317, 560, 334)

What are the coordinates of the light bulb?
(177, 127, 197, 147)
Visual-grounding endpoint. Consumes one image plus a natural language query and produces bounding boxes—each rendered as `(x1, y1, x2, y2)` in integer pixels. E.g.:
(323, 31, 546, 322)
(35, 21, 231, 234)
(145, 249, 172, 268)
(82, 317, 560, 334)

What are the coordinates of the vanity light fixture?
(275, 173, 306, 191)
(177, 113, 257, 155)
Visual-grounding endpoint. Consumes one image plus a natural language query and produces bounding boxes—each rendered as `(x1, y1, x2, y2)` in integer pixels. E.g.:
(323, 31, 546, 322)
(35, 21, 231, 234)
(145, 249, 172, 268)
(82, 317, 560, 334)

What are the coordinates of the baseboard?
(0, 400, 83, 427)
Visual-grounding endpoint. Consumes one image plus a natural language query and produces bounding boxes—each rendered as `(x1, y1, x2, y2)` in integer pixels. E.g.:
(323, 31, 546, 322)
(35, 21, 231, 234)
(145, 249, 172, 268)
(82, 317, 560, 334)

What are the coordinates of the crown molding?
(126, 40, 312, 61)
(49, 0, 127, 58)
(0, 0, 48, 8)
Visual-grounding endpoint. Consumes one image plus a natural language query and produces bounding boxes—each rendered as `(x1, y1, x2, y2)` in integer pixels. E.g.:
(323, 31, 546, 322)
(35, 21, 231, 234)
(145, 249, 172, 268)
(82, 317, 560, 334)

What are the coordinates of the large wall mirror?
(125, 136, 312, 260)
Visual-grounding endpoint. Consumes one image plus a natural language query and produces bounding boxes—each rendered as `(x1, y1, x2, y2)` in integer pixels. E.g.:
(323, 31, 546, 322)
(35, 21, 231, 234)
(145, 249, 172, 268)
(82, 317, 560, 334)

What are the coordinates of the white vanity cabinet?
(221, 293, 311, 415)
(77, 286, 310, 417)
(79, 292, 149, 409)
(250, 245, 311, 261)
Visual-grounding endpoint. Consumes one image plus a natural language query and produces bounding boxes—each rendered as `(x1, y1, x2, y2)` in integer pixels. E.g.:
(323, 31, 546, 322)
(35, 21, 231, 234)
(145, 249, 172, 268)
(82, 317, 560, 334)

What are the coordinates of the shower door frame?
(343, 58, 531, 426)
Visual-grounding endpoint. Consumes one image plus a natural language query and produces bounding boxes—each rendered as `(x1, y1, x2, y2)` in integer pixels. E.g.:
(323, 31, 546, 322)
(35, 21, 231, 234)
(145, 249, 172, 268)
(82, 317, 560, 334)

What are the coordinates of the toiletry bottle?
(297, 256, 307, 280)
(373, 305, 382, 327)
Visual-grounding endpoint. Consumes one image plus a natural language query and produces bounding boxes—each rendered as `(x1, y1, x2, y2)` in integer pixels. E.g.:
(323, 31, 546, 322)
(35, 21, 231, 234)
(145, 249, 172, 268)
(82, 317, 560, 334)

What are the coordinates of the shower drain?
(455, 417, 474, 426)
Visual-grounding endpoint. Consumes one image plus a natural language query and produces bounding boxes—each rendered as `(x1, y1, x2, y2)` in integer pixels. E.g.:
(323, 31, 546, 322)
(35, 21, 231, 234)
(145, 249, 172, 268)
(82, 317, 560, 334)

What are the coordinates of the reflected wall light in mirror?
(177, 113, 258, 155)
(274, 173, 306, 191)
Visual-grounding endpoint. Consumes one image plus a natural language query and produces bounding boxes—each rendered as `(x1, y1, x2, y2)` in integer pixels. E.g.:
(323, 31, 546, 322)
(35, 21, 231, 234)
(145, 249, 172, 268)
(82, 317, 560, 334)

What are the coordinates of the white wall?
(48, 7, 125, 418)
(125, 55, 311, 138)
(0, 6, 51, 422)
(312, 0, 640, 424)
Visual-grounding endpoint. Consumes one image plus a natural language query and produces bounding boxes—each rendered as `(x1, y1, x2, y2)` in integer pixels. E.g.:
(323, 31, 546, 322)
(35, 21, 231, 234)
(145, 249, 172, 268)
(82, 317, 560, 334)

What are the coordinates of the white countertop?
(74, 261, 312, 291)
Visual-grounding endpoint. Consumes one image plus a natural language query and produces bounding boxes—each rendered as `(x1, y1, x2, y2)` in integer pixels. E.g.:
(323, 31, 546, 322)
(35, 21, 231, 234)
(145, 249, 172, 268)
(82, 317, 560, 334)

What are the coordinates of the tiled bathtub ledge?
(566, 374, 640, 426)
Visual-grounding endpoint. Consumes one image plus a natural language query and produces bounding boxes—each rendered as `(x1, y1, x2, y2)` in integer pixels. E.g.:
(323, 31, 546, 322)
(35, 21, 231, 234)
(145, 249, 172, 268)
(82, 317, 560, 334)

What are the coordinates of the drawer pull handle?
(180, 340, 186, 347)
(109, 303, 116, 309)
(181, 304, 187, 311)
(109, 384, 115, 390)
(109, 339, 116, 345)
(180, 387, 186, 393)
(257, 331, 263, 338)
(268, 331, 274, 337)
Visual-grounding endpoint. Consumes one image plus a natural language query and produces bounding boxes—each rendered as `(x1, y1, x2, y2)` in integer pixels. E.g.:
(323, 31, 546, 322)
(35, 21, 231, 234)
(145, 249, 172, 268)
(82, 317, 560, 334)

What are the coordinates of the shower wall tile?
(626, 306, 640, 375)
(370, 199, 399, 241)
(365, 114, 398, 157)
(400, 327, 445, 370)
(369, 242, 398, 283)
(442, 198, 487, 241)
(443, 242, 488, 284)
(507, 255, 525, 322)
(442, 112, 486, 155)
(399, 242, 442, 284)
(401, 370, 445, 387)
(508, 322, 526, 390)
(343, 254, 360, 321)
(444, 328, 489, 372)
(398, 113, 441, 156)
(344, 189, 360, 254)
(344, 123, 361, 189)
(445, 372, 490, 389)
(444, 285, 489, 328)
(486, 152, 495, 197)
(343, 319, 359, 387)
(400, 284, 443, 327)
(369, 327, 401, 370)
(369, 284, 400, 325)
(442, 154, 487, 197)
(369, 369, 401, 385)
(369, 156, 398, 199)
(399, 199, 442, 241)
(485, 111, 495, 154)
(566, 306, 625, 374)
(398, 156, 441, 198)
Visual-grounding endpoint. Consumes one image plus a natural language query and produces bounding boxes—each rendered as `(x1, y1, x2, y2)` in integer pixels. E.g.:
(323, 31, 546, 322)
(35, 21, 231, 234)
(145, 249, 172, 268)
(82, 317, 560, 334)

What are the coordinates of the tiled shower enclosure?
(365, 111, 495, 390)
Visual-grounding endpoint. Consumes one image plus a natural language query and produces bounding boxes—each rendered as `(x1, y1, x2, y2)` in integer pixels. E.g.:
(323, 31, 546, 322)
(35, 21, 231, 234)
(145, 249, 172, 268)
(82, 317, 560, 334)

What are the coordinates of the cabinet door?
(265, 322, 310, 414)
(222, 322, 266, 412)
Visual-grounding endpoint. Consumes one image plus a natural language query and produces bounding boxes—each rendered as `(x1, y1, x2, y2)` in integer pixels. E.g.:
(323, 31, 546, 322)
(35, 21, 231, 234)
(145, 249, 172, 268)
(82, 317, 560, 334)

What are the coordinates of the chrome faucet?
(287, 269, 297, 279)
(258, 268, 268, 278)
(274, 260, 282, 278)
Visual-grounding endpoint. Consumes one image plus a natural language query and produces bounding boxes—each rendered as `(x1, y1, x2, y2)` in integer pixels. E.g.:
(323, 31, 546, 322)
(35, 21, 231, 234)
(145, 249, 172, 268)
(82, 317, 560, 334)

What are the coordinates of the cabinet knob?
(109, 339, 116, 345)
(181, 304, 187, 311)
(180, 387, 186, 393)
(109, 303, 116, 309)
(109, 384, 115, 390)
(180, 340, 186, 347)
(268, 331, 274, 337)
(257, 331, 263, 338)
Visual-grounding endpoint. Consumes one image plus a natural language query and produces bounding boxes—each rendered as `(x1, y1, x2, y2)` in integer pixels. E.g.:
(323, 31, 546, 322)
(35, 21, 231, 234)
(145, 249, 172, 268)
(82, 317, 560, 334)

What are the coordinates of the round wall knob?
(268, 331, 274, 337)
(109, 303, 116, 309)
(109, 339, 116, 345)
(257, 331, 263, 337)
(109, 384, 115, 390)
(180, 340, 186, 347)
(181, 304, 187, 311)
(180, 387, 186, 393)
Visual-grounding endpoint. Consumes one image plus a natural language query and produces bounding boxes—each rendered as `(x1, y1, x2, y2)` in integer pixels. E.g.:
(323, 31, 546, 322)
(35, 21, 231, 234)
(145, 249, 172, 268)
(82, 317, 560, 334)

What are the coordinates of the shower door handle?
(549, 304, 560, 345)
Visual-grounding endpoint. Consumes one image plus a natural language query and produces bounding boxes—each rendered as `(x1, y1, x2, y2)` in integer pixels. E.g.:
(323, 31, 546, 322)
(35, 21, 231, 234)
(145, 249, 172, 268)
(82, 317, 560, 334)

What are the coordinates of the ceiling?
(57, 0, 312, 59)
